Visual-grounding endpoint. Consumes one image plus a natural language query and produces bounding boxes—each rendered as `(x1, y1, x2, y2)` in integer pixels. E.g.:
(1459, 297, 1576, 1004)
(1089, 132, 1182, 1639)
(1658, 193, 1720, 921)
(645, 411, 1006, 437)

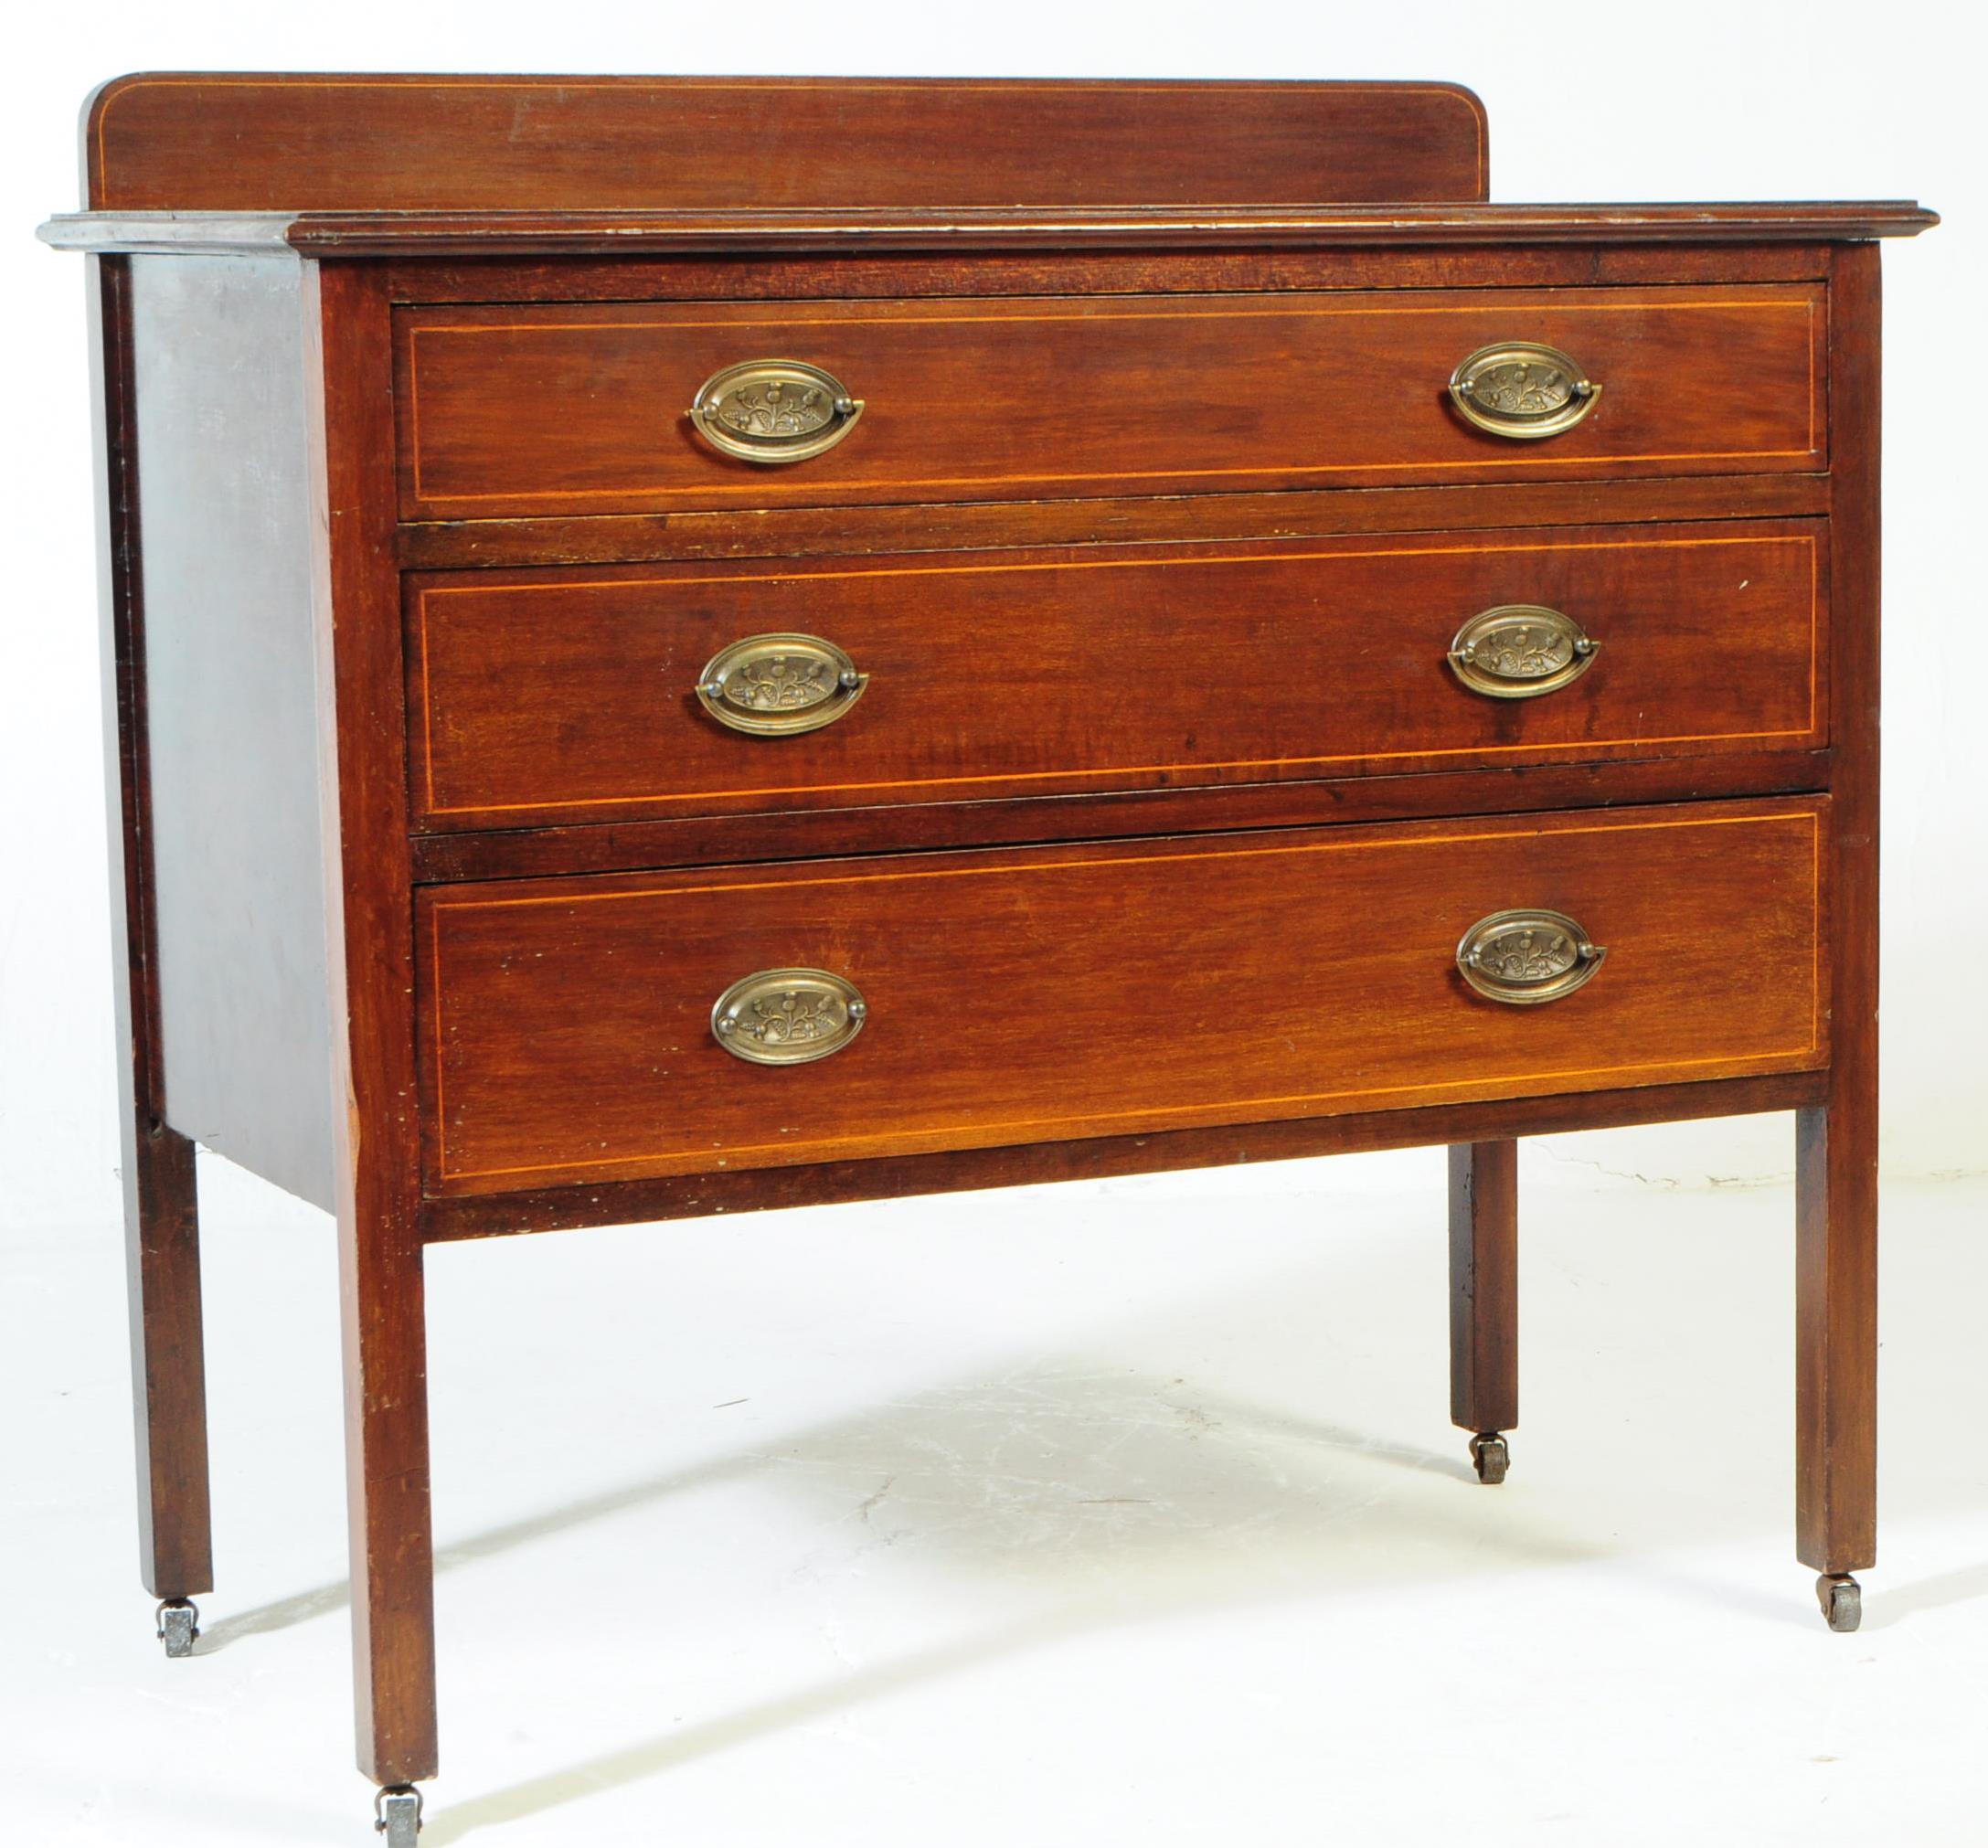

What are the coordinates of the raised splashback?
(83, 73, 1488, 211)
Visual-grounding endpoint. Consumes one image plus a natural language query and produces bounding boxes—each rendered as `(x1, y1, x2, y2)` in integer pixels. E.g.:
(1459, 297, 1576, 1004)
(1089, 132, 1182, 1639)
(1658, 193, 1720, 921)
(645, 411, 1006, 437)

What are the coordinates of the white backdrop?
(2, 0, 1981, 1233)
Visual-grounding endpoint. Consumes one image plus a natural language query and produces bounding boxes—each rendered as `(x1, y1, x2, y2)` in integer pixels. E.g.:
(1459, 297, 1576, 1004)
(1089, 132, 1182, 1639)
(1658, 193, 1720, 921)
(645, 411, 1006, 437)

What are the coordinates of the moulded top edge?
(37, 200, 1939, 259)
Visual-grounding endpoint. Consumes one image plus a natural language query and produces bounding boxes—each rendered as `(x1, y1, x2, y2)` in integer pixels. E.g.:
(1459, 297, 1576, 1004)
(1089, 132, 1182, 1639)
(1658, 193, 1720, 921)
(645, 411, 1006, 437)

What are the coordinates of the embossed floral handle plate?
(696, 632, 869, 737)
(688, 359, 864, 463)
(1448, 341, 1600, 440)
(1456, 909, 1607, 1005)
(1447, 604, 1600, 699)
(711, 969, 868, 1066)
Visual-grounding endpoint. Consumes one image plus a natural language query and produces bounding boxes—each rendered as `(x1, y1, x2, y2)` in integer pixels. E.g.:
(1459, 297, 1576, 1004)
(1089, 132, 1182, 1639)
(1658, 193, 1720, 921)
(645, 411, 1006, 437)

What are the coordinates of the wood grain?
(40, 206, 1938, 260)
(396, 285, 1827, 519)
(397, 474, 1835, 575)
(1796, 243, 1882, 1577)
(381, 239, 1844, 309)
(85, 75, 1488, 213)
(1450, 1140, 1519, 1435)
(409, 750, 1833, 886)
(409, 520, 1825, 831)
(420, 799, 1829, 1196)
(315, 264, 439, 1786)
(93, 252, 213, 1602)
(47, 65, 1933, 1797)
(421, 1071, 1826, 1244)
(279, 201, 1936, 258)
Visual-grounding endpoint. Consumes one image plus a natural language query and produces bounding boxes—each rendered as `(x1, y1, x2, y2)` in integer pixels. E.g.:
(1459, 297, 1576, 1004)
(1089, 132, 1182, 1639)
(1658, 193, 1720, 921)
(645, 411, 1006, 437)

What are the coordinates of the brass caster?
(154, 1598, 199, 1658)
(1469, 1432, 1510, 1485)
(375, 1787, 423, 1845)
(1817, 1573, 1862, 1633)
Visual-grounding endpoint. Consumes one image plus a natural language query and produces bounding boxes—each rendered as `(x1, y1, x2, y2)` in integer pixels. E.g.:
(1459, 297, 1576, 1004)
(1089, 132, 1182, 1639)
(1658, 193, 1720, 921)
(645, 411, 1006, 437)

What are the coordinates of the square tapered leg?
(1450, 1139, 1518, 1483)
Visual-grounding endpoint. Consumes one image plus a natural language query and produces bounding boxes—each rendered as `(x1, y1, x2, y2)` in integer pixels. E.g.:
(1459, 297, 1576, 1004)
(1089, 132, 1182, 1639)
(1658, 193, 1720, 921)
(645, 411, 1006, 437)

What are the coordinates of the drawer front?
(395, 285, 1825, 519)
(421, 799, 1827, 1195)
(409, 522, 1825, 829)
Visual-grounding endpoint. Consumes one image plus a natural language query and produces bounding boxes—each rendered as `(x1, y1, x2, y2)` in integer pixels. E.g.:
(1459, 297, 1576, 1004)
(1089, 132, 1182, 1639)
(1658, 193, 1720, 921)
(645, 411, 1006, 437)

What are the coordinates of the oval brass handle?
(1449, 342, 1600, 440)
(1457, 909, 1607, 1005)
(689, 359, 863, 463)
(712, 968, 867, 1066)
(696, 633, 868, 737)
(1448, 605, 1599, 699)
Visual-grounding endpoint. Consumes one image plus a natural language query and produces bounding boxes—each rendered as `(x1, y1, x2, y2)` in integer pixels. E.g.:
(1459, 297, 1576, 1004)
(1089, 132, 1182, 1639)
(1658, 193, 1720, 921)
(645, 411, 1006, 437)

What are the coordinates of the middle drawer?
(408, 519, 1824, 830)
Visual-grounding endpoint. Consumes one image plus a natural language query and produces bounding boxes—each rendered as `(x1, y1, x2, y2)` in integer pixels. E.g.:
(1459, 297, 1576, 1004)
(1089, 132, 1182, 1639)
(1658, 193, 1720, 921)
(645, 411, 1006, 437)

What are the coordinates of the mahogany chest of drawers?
(40, 73, 1934, 1842)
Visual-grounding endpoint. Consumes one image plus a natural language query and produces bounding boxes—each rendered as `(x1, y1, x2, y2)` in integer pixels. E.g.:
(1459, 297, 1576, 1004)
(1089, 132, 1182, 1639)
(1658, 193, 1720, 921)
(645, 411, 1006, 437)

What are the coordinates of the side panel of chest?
(127, 252, 336, 1208)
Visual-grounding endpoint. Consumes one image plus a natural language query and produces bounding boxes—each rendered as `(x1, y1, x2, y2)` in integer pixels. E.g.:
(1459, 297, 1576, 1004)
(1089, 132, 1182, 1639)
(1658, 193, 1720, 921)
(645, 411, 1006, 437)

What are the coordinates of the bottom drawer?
(420, 798, 1827, 1195)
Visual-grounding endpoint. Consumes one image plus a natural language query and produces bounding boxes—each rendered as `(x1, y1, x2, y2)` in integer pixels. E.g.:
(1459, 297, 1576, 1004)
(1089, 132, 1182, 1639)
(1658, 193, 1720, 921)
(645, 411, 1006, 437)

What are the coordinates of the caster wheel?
(1817, 1573, 1862, 1633)
(1469, 1432, 1510, 1485)
(375, 1787, 423, 1844)
(154, 1598, 199, 1658)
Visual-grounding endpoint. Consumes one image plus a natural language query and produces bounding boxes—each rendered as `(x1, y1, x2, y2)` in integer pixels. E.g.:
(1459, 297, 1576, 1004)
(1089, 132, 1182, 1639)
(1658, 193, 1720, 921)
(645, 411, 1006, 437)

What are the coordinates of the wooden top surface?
(39, 201, 1939, 257)
(81, 72, 1489, 212)
(48, 74, 1934, 257)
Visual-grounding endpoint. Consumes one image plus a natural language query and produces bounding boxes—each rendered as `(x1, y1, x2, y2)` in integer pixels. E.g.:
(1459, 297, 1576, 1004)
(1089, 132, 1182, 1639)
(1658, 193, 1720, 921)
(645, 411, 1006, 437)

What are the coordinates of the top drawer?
(394, 285, 1826, 520)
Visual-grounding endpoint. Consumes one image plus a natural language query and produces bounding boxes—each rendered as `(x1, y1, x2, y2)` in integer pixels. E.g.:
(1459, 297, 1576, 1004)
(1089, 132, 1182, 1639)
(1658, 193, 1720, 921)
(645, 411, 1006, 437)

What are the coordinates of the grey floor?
(9, 1146, 1985, 1845)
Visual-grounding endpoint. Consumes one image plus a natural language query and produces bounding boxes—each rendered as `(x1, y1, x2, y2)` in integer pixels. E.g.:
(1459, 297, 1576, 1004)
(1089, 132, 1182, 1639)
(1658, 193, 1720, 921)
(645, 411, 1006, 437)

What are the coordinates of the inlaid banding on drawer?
(394, 285, 1825, 519)
(420, 799, 1828, 1195)
(407, 521, 1825, 830)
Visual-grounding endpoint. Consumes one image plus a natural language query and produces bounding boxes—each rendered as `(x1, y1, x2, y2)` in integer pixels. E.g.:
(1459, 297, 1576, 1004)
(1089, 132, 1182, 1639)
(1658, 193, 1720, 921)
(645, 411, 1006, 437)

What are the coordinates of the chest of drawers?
(41, 73, 1933, 1841)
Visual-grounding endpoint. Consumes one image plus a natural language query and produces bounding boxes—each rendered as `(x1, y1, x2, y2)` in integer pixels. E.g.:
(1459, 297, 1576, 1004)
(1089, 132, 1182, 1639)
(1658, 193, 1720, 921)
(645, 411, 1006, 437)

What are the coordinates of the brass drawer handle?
(1448, 605, 1599, 699)
(1449, 342, 1600, 440)
(689, 359, 864, 463)
(696, 633, 869, 737)
(1457, 909, 1607, 1005)
(712, 968, 867, 1066)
